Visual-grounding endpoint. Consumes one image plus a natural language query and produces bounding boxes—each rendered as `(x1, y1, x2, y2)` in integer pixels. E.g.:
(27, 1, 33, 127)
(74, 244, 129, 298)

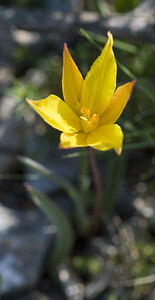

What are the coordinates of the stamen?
(80, 107, 99, 133)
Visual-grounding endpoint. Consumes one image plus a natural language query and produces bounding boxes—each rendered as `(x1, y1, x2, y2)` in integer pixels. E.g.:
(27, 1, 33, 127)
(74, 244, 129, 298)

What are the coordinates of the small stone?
(0, 204, 54, 297)
(58, 264, 85, 300)
(0, 118, 25, 173)
(84, 270, 111, 299)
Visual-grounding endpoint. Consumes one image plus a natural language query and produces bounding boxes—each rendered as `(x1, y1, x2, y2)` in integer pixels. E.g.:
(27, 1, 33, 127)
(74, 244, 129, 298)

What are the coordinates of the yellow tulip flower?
(27, 32, 135, 155)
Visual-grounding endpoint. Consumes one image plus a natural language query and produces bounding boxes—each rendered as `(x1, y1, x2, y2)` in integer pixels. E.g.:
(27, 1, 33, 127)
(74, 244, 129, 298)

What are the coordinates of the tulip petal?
(59, 132, 88, 149)
(100, 80, 136, 125)
(27, 95, 81, 133)
(62, 43, 84, 115)
(81, 32, 117, 115)
(88, 124, 123, 155)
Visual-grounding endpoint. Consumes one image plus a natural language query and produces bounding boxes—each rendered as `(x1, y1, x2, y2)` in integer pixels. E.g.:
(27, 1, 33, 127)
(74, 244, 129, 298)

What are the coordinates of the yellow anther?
(91, 114, 99, 125)
(81, 107, 91, 120)
(80, 107, 99, 133)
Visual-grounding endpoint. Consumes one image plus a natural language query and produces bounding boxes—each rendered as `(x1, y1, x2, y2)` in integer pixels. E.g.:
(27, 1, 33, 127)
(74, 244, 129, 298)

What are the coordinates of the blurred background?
(0, 0, 155, 300)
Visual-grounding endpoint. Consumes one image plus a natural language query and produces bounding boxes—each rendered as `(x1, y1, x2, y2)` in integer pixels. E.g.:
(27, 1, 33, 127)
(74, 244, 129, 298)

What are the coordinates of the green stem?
(79, 149, 91, 209)
(79, 149, 89, 192)
(89, 147, 102, 230)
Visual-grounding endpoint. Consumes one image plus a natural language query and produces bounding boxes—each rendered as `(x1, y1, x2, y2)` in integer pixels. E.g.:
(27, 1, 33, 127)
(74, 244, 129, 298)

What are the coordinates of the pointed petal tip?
(63, 43, 69, 54)
(116, 146, 122, 156)
(58, 142, 64, 149)
(127, 79, 136, 104)
(127, 79, 136, 92)
(107, 31, 112, 37)
(131, 79, 136, 86)
(26, 97, 33, 104)
(107, 31, 113, 44)
(131, 79, 136, 89)
(63, 43, 70, 64)
(26, 97, 37, 107)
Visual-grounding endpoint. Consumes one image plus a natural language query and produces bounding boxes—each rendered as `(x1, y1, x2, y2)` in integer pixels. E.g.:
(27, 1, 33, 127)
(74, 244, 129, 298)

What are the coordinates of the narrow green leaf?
(80, 29, 138, 54)
(80, 28, 101, 50)
(62, 150, 89, 159)
(17, 155, 86, 233)
(125, 127, 155, 138)
(25, 183, 74, 269)
(124, 142, 155, 151)
(117, 60, 155, 103)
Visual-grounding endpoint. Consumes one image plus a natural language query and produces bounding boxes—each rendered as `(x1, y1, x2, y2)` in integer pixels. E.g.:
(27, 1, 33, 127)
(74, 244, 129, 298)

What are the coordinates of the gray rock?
(0, 29, 15, 62)
(0, 204, 54, 297)
(84, 270, 111, 300)
(18, 289, 66, 300)
(86, 237, 118, 257)
(133, 197, 154, 219)
(45, 0, 83, 13)
(0, 95, 17, 121)
(0, 117, 25, 172)
(0, 95, 26, 175)
(58, 264, 85, 300)
(0, 64, 13, 89)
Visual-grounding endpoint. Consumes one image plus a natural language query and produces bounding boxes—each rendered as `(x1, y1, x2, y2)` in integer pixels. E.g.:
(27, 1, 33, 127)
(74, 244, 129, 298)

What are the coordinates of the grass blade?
(18, 155, 86, 233)
(80, 29, 138, 54)
(25, 183, 74, 269)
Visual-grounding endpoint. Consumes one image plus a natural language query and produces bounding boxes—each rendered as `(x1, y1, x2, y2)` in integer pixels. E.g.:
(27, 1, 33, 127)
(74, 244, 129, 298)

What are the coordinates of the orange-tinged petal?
(26, 95, 81, 133)
(100, 80, 136, 125)
(87, 124, 123, 155)
(81, 32, 117, 115)
(62, 43, 84, 115)
(59, 132, 88, 149)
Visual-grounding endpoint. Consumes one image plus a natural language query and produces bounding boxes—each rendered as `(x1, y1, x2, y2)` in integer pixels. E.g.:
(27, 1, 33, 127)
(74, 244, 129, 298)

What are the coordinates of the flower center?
(80, 107, 99, 133)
